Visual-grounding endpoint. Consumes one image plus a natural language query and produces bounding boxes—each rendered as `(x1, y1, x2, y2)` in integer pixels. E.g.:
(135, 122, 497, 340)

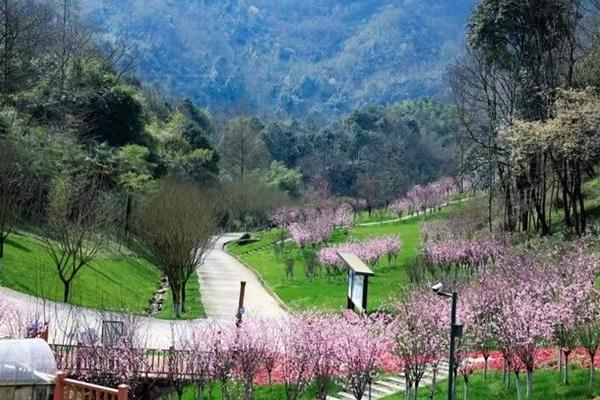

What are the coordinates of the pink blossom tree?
(279, 314, 317, 400)
(308, 314, 343, 400)
(575, 290, 600, 385)
(231, 319, 271, 400)
(392, 292, 447, 400)
(337, 313, 388, 400)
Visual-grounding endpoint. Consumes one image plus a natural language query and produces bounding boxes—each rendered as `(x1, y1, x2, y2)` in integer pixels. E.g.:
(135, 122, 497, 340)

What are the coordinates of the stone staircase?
(326, 361, 449, 400)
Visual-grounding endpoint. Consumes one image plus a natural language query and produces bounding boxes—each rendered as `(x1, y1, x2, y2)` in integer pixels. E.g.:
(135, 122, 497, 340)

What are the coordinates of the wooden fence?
(50, 344, 195, 379)
(53, 372, 129, 400)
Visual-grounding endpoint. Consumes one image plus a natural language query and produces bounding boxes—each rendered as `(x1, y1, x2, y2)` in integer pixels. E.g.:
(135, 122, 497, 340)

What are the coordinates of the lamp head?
(431, 283, 444, 293)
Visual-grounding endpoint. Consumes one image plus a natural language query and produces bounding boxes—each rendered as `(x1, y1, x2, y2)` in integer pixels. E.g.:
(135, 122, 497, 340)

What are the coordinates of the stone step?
(377, 380, 404, 391)
(323, 362, 451, 400)
(336, 391, 357, 400)
(386, 376, 406, 386)
(370, 383, 395, 395)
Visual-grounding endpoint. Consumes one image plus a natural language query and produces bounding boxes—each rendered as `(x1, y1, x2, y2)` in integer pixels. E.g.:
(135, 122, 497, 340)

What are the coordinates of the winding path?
(198, 233, 286, 319)
(0, 234, 285, 348)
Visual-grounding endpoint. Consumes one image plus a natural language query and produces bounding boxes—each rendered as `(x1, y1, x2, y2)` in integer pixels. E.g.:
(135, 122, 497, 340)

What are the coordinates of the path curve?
(0, 234, 285, 348)
(0, 285, 201, 348)
(198, 233, 286, 319)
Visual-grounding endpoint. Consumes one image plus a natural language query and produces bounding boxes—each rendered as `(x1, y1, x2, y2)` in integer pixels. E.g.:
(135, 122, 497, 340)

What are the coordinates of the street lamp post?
(432, 283, 462, 400)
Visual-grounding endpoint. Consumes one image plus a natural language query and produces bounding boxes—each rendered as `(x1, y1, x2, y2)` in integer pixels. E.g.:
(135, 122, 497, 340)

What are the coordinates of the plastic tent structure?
(0, 339, 57, 400)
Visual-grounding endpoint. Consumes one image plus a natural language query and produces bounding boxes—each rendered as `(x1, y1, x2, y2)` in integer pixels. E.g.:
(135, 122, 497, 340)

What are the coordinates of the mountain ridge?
(80, 0, 477, 118)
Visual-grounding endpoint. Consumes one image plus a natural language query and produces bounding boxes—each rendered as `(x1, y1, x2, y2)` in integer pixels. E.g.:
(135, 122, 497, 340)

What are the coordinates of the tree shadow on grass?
(6, 237, 32, 253)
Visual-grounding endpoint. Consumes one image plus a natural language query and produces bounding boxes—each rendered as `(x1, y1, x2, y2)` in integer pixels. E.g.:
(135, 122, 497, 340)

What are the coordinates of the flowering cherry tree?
(279, 314, 318, 400)
(389, 176, 465, 219)
(231, 319, 273, 400)
(336, 312, 388, 400)
(318, 235, 402, 273)
(392, 292, 447, 400)
(576, 291, 600, 385)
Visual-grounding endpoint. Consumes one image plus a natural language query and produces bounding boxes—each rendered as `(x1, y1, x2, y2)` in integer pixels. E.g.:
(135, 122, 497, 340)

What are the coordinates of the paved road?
(0, 285, 194, 348)
(198, 233, 286, 319)
(0, 234, 285, 348)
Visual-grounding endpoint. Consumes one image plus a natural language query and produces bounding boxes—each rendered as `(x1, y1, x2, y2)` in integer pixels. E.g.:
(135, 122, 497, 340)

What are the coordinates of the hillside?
(80, 0, 476, 119)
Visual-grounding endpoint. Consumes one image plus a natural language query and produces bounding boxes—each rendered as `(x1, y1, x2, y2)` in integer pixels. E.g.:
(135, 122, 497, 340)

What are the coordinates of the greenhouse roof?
(0, 339, 57, 386)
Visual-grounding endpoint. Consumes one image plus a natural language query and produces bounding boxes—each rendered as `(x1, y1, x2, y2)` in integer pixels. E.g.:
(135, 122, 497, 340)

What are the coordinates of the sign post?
(236, 281, 247, 327)
(338, 252, 374, 313)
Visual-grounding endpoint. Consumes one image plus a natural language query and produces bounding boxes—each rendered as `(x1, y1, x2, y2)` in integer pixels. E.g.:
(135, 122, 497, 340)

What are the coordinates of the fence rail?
(53, 372, 129, 400)
(50, 344, 196, 379)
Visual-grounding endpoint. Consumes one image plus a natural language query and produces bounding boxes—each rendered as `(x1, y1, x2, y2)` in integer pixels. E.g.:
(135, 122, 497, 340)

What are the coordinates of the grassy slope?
(175, 381, 341, 400)
(381, 368, 600, 399)
(157, 275, 205, 319)
(228, 217, 422, 312)
(0, 232, 204, 319)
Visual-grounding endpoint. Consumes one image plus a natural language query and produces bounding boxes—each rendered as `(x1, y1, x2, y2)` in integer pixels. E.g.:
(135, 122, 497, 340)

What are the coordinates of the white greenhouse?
(0, 339, 57, 400)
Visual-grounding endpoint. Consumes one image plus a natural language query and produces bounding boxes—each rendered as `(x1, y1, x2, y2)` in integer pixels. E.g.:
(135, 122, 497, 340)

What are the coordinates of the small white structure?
(0, 339, 57, 400)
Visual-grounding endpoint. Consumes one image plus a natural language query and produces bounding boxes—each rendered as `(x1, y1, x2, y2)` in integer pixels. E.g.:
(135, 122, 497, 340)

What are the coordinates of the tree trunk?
(181, 282, 187, 314)
(62, 280, 71, 303)
(526, 369, 533, 398)
(0, 234, 4, 270)
(590, 354, 595, 386)
(558, 351, 563, 379)
(515, 372, 521, 400)
(563, 351, 570, 385)
(171, 285, 181, 318)
(484, 357, 488, 380)
(463, 378, 468, 400)
(430, 365, 438, 397)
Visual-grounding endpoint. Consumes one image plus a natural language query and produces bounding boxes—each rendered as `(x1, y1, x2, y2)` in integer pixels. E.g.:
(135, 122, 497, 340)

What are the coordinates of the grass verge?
(228, 218, 421, 312)
(0, 232, 204, 319)
(381, 367, 600, 399)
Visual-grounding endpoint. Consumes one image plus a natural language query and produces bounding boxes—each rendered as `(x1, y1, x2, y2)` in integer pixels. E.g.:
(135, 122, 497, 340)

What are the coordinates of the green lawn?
(157, 274, 205, 320)
(381, 368, 600, 399)
(228, 218, 422, 312)
(0, 232, 204, 319)
(172, 381, 341, 400)
(355, 209, 398, 224)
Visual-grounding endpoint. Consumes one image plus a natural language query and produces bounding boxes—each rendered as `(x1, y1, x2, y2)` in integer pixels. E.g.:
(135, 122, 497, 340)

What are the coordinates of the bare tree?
(0, 0, 52, 93)
(41, 175, 109, 303)
(135, 181, 219, 318)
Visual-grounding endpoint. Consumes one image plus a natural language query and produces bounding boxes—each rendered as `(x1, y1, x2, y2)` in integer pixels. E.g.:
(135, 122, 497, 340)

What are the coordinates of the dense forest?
(0, 0, 460, 239)
(78, 0, 477, 118)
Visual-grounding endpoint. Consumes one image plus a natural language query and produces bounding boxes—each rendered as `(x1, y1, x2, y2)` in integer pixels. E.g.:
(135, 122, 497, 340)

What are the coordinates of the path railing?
(53, 371, 129, 400)
(50, 344, 195, 379)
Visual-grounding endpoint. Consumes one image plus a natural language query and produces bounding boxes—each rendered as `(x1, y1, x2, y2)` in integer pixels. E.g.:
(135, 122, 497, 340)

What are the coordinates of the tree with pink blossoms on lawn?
(278, 314, 318, 400)
(231, 319, 273, 400)
(392, 292, 447, 400)
(308, 314, 343, 400)
(576, 291, 600, 385)
(318, 235, 402, 274)
(185, 322, 223, 399)
(336, 312, 389, 400)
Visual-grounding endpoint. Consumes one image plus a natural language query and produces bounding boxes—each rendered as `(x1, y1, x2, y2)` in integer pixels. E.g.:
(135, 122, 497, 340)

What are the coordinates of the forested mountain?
(79, 0, 476, 118)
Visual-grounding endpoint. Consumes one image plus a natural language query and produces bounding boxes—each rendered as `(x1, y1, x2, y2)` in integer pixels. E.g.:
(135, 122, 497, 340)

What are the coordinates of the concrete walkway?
(198, 233, 286, 319)
(0, 284, 199, 348)
(0, 234, 285, 347)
